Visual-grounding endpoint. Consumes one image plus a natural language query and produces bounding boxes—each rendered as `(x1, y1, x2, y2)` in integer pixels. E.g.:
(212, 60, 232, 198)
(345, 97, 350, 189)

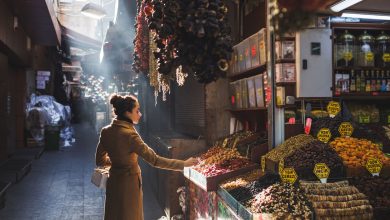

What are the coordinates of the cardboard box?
(229, 82, 237, 109)
(254, 74, 265, 108)
(241, 79, 248, 109)
(235, 80, 242, 109)
(249, 33, 260, 68)
(247, 77, 256, 108)
(243, 39, 252, 71)
(237, 42, 246, 73)
(259, 28, 267, 65)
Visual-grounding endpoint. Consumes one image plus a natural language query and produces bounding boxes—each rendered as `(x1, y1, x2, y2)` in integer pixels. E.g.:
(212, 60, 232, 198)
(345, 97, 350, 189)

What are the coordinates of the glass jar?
(335, 30, 356, 67)
(376, 31, 390, 67)
(357, 31, 375, 67)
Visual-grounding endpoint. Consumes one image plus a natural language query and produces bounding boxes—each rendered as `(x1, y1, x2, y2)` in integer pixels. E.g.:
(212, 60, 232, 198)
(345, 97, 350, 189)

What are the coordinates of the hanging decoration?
(133, 0, 233, 101)
(133, 0, 150, 74)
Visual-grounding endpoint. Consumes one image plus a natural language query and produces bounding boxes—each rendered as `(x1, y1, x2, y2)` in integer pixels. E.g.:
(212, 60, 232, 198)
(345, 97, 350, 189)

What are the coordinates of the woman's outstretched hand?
(183, 157, 198, 167)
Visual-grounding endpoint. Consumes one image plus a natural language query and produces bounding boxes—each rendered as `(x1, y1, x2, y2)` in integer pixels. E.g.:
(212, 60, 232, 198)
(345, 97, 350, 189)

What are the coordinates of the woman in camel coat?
(96, 94, 197, 220)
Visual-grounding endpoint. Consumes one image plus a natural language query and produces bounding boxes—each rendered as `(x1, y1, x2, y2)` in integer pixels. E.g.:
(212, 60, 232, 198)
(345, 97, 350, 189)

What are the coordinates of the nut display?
(228, 173, 280, 202)
(193, 158, 251, 177)
(301, 181, 374, 220)
(284, 140, 345, 179)
(330, 137, 390, 167)
(310, 115, 344, 141)
(349, 176, 390, 208)
(220, 169, 261, 191)
(249, 183, 313, 219)
(265, 134, 316, 162)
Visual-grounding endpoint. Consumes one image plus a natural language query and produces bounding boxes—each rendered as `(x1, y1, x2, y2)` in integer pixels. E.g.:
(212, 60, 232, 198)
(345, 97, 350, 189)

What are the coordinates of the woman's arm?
(95, 128, 112, 167)
(129, 129, 186, 171)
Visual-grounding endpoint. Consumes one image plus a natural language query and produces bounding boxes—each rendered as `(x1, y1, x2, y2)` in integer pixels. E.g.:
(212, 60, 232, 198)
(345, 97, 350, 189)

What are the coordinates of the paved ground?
(0, 123, 166, 220)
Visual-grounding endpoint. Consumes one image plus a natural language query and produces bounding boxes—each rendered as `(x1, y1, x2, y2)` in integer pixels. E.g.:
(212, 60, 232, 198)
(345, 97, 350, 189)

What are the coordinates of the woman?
(95, 94, 198, 220)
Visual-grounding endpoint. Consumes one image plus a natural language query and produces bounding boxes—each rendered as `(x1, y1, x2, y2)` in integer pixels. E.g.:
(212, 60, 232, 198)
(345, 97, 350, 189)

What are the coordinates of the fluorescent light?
(342, 12, 390, 20)
(330, 0, 363, 12)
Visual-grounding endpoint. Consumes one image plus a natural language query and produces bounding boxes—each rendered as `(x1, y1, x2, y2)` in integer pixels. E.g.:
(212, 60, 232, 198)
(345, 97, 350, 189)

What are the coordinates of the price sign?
(317, 128, 332, 143)
(313, 163, 330, 183)
(281, 168, 298, 184)
(366, 158, 382, 176)
(359, 115, 370, 124)
(343, 52, 353, 61)
(261, 156, 266, 172)
(327, 101, 341, 118)
(279, 159, 284, 174)
(365, 52, 374, 62)
(383, 53, 390, 62)
(338, 122, 354, 137)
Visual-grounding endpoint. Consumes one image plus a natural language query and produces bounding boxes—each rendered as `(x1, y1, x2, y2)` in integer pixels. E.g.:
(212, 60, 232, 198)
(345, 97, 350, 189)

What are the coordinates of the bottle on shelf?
(365, 70, 371, 92)
(381, 70, 387, 92)
(376, 70, 382, 92)
(350, 70, 356, 92)
(356, 70, 361, 92)
(371, 70, 376, 92)
(361, 70, 366, 92)
(387, 70, 390, 92)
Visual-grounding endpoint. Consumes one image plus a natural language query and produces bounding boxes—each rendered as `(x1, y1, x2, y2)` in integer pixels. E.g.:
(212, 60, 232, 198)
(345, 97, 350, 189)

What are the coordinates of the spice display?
(265, 134, 316, 162)
(330, 137, 390, 168)
(349, 176, 390, 208)
(310, 115, 344, 141)
(228, 173, 280, 202)
(220, 169, 261, 191)
(145, 0, 233, 84)
(249, 183, 312, 219)
(301, 181, 373, 220)
(284, 140, 345, 179)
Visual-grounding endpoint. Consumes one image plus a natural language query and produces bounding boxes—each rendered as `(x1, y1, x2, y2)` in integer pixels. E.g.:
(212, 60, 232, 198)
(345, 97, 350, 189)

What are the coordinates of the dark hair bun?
(110, 95, 123, 108)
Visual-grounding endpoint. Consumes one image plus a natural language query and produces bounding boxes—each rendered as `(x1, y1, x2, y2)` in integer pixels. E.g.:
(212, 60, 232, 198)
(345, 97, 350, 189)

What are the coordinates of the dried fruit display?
(301, 181, 374, 220)
(145, 0, 233, 84)
(228, 173, 280, 202)
(310, 115, 344, 141)
(193, 158, 250, 177)
(349, 176, 390, 208)
(284, 140, 345, 179)
(353, 123, 390, 152)
(249, 183, 312, 219)
(265, 134, 316, 162)
(330, 137, 390, 167)
(220, 169, 261, 191)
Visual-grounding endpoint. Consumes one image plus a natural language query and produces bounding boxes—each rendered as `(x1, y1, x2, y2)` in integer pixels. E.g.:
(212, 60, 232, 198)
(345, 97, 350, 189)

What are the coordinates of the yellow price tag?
(317, 128, 332, 143)
(313, 163, 330, 183)
(338, 122, 354, 137)
(366, 158, 382, 176)
(222, 138, 228, 148)
(327, 101, 341, 118)
(261, 156, 266, 172)
(365, 52, 374, 62)
(383, 53, 390, 62)
(343, 52, 353, 61)
(280, 168, 298, 184)
(359, 115, 370, 124)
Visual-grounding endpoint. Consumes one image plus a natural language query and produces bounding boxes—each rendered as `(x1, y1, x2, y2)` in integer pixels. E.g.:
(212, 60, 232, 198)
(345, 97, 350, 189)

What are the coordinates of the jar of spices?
(335, 30, 356, 67)
(376, 31, 390, 67)
(358, 31, 375, 67)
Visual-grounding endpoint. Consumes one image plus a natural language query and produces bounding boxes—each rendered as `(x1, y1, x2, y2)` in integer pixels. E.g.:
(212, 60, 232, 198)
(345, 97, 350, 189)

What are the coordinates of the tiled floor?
(0, 123, 166, 220)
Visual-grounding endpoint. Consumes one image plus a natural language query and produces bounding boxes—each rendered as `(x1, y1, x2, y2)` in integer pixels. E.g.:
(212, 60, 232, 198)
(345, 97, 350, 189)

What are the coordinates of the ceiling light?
(342, 11, 390, 20)
(330, 0, 363, 12)
(81, 3, 107, 19)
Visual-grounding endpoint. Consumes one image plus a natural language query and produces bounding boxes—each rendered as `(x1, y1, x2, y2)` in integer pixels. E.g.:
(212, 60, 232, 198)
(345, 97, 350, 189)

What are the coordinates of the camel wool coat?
(95, 119, 185, 220)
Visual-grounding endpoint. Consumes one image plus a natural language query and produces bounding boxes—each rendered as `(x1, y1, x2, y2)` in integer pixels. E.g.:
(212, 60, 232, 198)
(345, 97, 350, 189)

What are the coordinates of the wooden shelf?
(335, 92, 390, 100)
(276, 36, 295, 41)
(276, 82, 296, 86)
(276, 59, 295, 64)
(227, 107, 267, 112)
(334, 67, 390, 71)
(228, 64, 267, 81)
(276, 104, 297, 109)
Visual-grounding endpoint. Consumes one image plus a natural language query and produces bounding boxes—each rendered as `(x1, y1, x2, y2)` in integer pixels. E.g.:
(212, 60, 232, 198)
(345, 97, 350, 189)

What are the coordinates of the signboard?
(280, 168, 298, 184)
(338, 122, 354, 137)
(313, 163, 330, 183)
(317, 128, 332, 143)
(366, 158, 382, 176)
(327, 101, 341, 118)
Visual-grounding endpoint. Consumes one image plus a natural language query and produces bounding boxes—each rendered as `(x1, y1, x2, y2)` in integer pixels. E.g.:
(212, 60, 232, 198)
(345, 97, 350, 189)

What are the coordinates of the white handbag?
(91, 167, 110, 189)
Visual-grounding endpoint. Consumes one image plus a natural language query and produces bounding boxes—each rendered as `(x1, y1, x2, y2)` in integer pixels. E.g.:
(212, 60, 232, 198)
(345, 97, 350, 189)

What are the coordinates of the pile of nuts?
(330, 137, 390, 167)
(193, 158, 250, 177)
(220, 169, 261, 191)
(265, 134, 316, 162)
(249, 183, 313, 219)
(203, 147, 241, 165)
(349, 176, 390, 208)
(284, 140, 345, 179)
(301, 181, 374, 220)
